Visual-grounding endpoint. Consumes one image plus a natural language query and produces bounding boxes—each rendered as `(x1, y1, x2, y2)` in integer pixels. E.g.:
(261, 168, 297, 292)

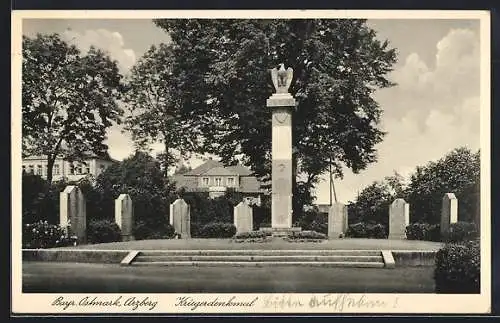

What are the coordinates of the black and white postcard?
(11, 9, 491, 314)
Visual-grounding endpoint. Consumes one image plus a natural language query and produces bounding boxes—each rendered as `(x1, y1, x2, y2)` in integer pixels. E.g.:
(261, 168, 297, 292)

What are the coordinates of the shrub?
(346, 222, 388, 239)
(22, 221, 77, 248)
(190, 222, 201, 238)
(87, 219, 122, 244)
(406, 223, 442, 241)
(296, 209, 328, 235)
(406, 223, 429, 240)
(434, 239, 480, 293)
(448, 221, 478, 243)
(252, 205, 271, 230)
(133, 221, 175, 240)
(427, 223, 441, 242)
(22, 174, 68, 225)
(198, 222, 236, 238)
(182, 193, 234, 226)
(308, 219, 328, 235)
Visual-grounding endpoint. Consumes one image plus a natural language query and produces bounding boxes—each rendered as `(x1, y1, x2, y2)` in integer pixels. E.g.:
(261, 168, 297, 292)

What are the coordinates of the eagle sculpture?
(271, 63, 293, 94)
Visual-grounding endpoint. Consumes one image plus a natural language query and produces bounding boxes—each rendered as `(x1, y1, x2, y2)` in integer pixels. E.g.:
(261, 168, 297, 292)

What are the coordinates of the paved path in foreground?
(57, 238, 443, 251)
(22, 261, 435, 293)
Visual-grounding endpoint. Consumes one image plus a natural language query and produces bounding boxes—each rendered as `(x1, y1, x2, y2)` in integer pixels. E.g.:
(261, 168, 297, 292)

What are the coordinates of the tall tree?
(22, 33, 124, 183)
(347, 172, 406, 227)
(123, 44, 202, 175)
(153, 19, 397, 214)
(406, 147, 480, 224)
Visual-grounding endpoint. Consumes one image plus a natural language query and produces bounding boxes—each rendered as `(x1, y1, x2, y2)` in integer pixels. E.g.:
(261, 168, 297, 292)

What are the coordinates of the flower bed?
(232, 230, 271, 243)
(284, 230, 327, 243)
(23, 221, 77, 249)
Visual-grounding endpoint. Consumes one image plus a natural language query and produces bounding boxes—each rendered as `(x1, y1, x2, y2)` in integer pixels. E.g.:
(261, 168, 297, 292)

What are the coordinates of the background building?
(22, 153, 116, 182)
(173, 159, 265, 205)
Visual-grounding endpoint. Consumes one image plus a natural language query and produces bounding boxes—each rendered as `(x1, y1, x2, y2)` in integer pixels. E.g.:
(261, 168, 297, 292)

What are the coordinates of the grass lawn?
(59, 238, 443, 251)
(22, 261, 436, 293)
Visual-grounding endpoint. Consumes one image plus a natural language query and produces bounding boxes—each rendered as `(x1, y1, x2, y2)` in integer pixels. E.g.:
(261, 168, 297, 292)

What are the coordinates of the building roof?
(184, 160, 254, 177)
(172, 160, 263, 193)
(202, 166, 238, 176)
(183, 159, 223, 176)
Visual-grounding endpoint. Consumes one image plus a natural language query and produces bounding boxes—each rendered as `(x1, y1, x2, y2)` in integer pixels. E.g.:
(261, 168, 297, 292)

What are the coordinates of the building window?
(202, 177, 209, 186)
(85, 166, 91, 174)
(22, 165, 26, 173)
(76, 164, 82, 175)
(28, 165, 34, 173)
(69, 164, 75, 175)
(36, 165, 43, 175)
(215, 177, 222, 186)
(53, 164, 60, 175)
(99, 165, 105, 173)
(227, 177, 235, 186)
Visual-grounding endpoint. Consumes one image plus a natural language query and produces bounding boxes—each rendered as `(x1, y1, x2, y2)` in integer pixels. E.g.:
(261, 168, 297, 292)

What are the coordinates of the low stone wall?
(22, 248, 438, 267)
(22, 249, 129, 264)
(392, 250, 437, 267)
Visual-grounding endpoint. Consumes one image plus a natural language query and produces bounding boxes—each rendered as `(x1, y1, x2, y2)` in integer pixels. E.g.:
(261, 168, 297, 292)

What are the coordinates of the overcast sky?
(22, 18, 482, 204)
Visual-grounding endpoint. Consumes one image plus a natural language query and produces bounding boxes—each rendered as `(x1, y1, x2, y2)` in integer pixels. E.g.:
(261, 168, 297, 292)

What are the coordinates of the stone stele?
(440, 193, 458, 240)
(169, 198, 191, 238)
(328, 202, 348, 239)
(115, 194, 134, 241)
(388, 198, 410, 239)
(234, 201, 253, 234)
(59, 185, 87, 243)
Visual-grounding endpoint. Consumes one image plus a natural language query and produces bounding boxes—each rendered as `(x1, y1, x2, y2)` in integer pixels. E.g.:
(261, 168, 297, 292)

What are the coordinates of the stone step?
(131, 261, 385, 268)
(134, 255, 383, 262)
(138, 250, 381, 257)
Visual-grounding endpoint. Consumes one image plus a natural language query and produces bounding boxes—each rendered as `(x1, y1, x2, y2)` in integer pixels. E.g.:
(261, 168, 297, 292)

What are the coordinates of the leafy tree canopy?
(348, 171, 406, 226)
(406, 147, 480, 224)
(123, 44, 203, 173)
(22, 33, 124, 183)
(348, 147, 480, 226)
(151, 19, 397, 197)
(95, 151, 175, 226)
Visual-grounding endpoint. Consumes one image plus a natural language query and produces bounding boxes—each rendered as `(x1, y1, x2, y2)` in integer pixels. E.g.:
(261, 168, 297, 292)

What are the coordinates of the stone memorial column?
(60, 185, 87, 244)
(234, 201, 254, 234)
(267, 63, 297, 235)
(440, 193, 458, 240)
(328, 202, 348, 239)
(389, 198, 410, 239)
(115, 194, 134, 241)
(169, 198, 191, 238)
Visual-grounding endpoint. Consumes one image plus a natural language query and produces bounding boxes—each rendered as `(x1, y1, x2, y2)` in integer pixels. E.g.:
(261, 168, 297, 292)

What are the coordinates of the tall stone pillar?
(267, 64, 297, 235)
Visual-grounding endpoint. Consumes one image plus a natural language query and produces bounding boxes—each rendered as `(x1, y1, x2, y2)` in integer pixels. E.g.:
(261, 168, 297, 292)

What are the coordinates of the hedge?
(448, 221, 478, 243)
(197, 222, 236, 238)
(133, 221, 175, 240)
(87, 219, 122, 244)
(405, 223, 441, 241)
(346, 222, 388, 239)
(434, 239, 480, 293)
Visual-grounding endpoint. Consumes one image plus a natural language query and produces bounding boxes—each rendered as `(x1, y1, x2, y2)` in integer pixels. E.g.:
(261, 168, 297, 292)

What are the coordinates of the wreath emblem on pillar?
(274, 112, 288, 124)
